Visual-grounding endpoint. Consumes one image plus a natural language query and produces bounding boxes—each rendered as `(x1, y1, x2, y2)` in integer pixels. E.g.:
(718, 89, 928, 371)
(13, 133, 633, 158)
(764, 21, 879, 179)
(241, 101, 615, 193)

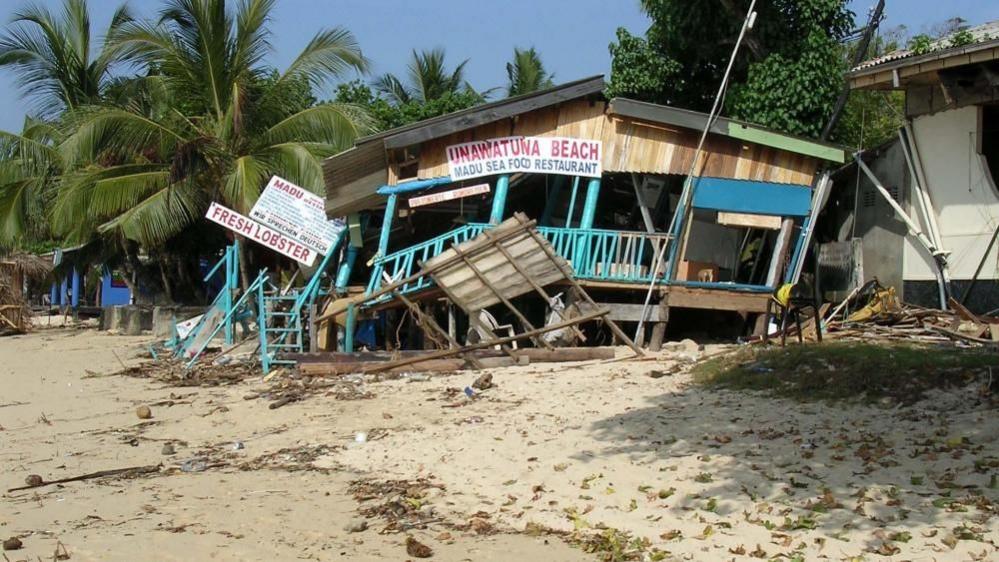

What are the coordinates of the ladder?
(257, 283, 304, 373)
(257, 228, 349, 374)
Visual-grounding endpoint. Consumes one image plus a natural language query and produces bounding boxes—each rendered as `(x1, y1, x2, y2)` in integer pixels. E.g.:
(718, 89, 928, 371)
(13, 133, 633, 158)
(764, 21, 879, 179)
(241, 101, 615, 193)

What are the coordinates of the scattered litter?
(2, 537, 22, 551)
(354, 432, 368, 444)
(180, 459, 208, 473)
(161, 443, 176, 455)
(136, 405, 152, 419)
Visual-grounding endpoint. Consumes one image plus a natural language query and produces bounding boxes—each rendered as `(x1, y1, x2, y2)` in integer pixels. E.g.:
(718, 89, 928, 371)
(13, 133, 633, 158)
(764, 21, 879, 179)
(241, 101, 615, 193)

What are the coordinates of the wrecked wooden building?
(320, 76, 846, 351)
(822, 20, 999, 313)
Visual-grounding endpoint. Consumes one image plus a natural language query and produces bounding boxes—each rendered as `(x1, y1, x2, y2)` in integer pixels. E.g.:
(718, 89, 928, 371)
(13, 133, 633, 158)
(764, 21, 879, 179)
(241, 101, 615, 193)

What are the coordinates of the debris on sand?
(2, 537, 22, 551)
(349, 479, 444, 533)
(405, 536, 433, 558)
(471, 373, 494, 390)
(344, 519, 368, 533)
(136, 404, 152, 419)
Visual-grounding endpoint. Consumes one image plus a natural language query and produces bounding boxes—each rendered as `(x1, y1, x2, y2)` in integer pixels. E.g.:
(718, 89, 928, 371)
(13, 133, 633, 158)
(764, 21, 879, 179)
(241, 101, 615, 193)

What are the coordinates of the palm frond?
(277, 27, 367, 91)
(261, 102, 369, 150)
(506, 47, 554, 97)
(97, 180, 206, 246)
(373, 73, 412, 105)
(256, 143, 326, 193)
(233, 0, 275, 74)
(221, 154, 269, 212)
(0, 178, 36, 244)
(59, 106, 187, 168)
(0, 0, 130, 116)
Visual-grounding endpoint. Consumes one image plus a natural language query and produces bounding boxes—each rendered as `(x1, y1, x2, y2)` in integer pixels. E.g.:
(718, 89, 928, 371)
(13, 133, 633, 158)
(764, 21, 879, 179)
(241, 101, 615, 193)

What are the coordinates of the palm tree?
(0, 119, 62, 249)
(0, 0, 133, 117)
(52, 0, 370, 288)
(505, 47, 554, 97)
(0, 0, 132, 248)
(374, 48, 471, 105)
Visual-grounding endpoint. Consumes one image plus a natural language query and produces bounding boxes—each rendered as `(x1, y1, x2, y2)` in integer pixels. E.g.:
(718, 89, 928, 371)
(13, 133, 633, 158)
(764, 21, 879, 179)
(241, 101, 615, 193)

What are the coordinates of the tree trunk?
(235, 235, 256, 314)
(159, 259, 174, 304)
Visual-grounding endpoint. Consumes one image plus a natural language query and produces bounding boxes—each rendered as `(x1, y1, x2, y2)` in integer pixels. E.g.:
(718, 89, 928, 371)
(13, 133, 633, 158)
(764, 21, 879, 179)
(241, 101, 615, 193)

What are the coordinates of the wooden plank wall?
(409, 99, 817, 186)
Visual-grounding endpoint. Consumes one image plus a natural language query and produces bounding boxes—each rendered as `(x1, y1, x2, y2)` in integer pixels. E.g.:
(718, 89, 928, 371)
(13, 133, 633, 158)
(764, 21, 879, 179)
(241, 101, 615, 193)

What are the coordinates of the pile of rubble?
(823, 281, 998, 347)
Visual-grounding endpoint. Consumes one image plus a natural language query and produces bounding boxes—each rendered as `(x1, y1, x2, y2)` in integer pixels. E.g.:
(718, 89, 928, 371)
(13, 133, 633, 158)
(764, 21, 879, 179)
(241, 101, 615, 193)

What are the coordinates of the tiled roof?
(852, 19, 999, 72)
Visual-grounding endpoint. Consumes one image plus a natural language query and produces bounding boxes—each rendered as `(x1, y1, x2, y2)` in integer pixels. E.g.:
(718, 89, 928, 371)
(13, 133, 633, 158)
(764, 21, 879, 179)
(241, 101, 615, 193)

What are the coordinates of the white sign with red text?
(408, 183, 491, 208)
(205, 202, 318, 266)
(249, 176, 344, 255)
(446, 136, 602, 181)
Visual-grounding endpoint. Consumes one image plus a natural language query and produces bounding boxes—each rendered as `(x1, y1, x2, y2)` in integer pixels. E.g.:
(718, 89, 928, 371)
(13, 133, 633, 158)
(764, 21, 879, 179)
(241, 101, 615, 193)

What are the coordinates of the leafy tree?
(607, 0, 854, 138)
(50, 0, 370, 288)
(505, 47, 554, 97)
(832, 27, 907, 149)
(334, 79, 483, 132)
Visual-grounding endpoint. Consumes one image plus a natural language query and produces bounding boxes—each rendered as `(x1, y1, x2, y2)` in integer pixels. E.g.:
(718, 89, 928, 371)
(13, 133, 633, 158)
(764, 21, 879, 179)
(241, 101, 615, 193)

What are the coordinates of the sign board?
(249, 176, 344, 255)
(205, 202, 317, 266)
(716, 211, 782, 230)
(408, 183, 490, 208)
(446, 136, 602, 181)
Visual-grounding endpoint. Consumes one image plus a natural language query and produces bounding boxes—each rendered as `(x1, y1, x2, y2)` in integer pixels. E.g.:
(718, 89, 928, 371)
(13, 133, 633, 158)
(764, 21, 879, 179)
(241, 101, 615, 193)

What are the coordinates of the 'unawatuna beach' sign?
(446, 136, 602, 181)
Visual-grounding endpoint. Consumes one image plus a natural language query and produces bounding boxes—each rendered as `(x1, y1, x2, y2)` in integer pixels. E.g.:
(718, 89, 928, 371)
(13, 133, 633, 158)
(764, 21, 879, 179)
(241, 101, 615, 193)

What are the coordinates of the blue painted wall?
(100, 271, 132, 306)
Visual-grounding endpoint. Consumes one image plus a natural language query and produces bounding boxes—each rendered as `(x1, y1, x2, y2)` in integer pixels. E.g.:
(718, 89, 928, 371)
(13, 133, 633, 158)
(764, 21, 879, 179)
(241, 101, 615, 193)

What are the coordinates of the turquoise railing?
(364, 224, 672, 303)
(365, 223, 489, 297)
(535, 226, 670, 284)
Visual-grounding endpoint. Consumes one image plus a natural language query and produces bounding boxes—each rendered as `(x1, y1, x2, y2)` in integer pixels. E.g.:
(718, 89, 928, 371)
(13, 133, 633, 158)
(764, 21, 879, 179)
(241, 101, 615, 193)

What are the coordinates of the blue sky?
(0, 0, 995, 132)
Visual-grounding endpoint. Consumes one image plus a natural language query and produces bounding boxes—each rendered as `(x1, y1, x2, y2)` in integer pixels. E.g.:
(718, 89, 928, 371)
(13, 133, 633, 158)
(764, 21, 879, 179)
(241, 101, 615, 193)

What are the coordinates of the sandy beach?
(1, 325, 996, 561)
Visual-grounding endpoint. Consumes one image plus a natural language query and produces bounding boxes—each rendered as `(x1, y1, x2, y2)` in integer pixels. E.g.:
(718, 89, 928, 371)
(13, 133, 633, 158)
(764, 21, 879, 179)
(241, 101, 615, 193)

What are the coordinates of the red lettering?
(588, 142, 600, 160)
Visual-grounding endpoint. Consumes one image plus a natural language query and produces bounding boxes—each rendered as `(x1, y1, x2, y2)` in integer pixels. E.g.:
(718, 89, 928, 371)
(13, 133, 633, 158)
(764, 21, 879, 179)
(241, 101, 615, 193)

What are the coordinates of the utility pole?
(820, 0, 886, 141)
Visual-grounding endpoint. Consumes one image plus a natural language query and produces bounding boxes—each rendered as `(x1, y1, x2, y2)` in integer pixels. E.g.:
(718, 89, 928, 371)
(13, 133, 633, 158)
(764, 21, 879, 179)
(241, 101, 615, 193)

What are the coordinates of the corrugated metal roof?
(852, 19, 999, 72)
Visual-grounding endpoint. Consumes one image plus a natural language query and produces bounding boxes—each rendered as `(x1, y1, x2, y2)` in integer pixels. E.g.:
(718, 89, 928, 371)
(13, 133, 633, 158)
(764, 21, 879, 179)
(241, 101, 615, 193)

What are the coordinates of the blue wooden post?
(378, 194, 398, 259)
(49, 283, 57, 308)
(540, 176, 565, 226)
(256, 274, 269, 374)
(335, 246, 359, 294)
(344, 303, 356, 352)
(565, 177, 581, 228)
(224, 243, 237, 344)
(579, 177, 602, 229)
(489, 175, 511, 224)
(59, 276, 67, 307)
(70, 267, 80, 308)
(664, 177, 694, 283)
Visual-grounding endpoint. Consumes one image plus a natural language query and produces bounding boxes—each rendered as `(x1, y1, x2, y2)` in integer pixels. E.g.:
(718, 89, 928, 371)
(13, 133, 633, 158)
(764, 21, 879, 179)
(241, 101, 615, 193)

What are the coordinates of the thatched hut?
(0, 253, 52, 334)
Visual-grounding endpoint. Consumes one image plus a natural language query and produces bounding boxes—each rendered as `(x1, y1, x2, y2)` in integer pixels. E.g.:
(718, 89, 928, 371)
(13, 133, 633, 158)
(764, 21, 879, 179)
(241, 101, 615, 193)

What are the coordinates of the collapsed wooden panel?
(424, 218, 571, 310)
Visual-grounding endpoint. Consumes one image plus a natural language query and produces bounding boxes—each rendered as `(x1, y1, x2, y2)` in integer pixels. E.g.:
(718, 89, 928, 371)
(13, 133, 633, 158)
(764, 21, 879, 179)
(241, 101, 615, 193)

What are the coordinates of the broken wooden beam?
(361, 307, 611, 373)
